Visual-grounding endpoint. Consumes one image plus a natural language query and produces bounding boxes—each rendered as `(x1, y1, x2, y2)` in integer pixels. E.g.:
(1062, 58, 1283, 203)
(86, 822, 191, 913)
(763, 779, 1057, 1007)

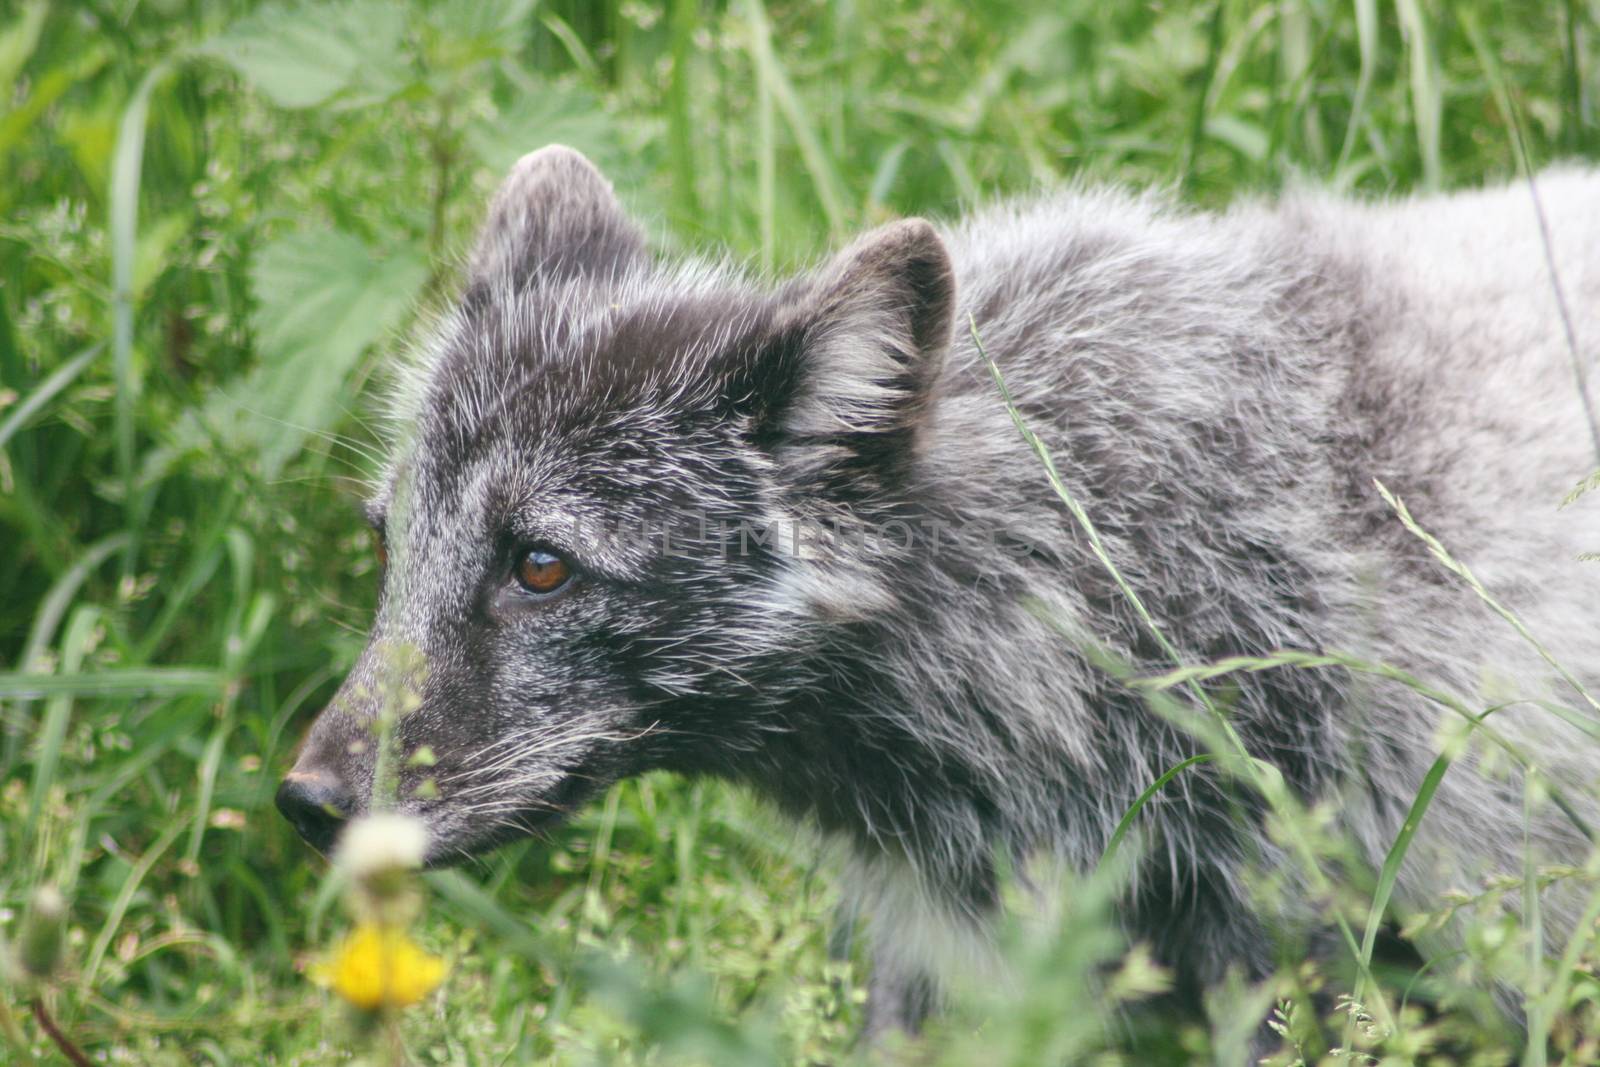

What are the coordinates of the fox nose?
(275, 770, 355, 855)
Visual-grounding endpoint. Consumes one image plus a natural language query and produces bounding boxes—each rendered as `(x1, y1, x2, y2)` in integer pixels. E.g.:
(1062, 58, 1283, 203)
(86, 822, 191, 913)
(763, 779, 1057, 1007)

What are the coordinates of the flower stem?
(31, 997, 91, 1067)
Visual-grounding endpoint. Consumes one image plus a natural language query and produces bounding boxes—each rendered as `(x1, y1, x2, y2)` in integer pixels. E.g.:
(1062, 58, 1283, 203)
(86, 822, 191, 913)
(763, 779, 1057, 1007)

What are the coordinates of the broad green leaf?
(425, 0, 538, 56)
(198, 0, 411, 110)
(416, 0, 538, 90)
(196, 229, 425, 476)
(467, 82, 624, 178)
(248, 230, 426, 473)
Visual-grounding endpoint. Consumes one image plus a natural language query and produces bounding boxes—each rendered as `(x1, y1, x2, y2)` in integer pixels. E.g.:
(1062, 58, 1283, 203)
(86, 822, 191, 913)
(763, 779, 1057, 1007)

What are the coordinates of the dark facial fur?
(283, 147, 962, 860)
(281, 147, 1600, 1032)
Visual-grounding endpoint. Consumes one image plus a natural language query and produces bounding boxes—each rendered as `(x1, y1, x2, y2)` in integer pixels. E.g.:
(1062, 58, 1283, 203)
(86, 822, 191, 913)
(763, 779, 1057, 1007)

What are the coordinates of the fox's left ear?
(743, 218, 955, 485)
(466, 145, 646, 290)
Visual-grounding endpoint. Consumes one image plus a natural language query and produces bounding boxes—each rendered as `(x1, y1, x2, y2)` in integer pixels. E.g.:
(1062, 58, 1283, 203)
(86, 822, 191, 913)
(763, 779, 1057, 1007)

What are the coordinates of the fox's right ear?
(727, 218, 955, 497)
(466, 145, 646, 290)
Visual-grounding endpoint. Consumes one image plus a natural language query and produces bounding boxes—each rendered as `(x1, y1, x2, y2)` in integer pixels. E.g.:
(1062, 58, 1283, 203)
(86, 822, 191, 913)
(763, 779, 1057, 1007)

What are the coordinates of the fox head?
(276, 146, 958, 863)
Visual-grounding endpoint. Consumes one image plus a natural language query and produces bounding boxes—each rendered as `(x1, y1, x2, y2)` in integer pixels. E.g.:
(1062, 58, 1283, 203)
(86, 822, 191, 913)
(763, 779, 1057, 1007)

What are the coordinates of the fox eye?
(372, 529, 388, 571)
(514, 547, 573, 596)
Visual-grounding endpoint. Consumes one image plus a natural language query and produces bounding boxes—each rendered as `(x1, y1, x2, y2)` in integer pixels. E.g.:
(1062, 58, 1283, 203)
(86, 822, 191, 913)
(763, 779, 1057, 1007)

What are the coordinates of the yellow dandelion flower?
(311, 923, 447, 1011)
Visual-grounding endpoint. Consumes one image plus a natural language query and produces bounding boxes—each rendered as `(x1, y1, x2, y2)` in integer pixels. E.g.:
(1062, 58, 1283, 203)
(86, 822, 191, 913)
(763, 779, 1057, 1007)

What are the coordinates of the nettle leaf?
(228, 229, 425, 475)
(419, 0, 539, 86)
(468, 81, 631, 179)
(198, 0, 412, 110)
(426, 0, 538, 49)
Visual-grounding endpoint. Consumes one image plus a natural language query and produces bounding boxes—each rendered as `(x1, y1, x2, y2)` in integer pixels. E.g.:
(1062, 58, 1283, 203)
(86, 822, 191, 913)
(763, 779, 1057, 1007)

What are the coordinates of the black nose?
(275, 771, 355, 854)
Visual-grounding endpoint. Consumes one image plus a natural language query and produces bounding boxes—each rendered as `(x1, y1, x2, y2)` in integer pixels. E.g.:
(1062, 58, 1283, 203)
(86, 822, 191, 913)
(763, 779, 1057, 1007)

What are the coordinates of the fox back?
(277, 147, 1600, 1032)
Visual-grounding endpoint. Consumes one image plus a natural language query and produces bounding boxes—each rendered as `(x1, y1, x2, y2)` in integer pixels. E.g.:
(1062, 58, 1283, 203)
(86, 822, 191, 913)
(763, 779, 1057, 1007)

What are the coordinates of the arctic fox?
(278, 146, 1600, 1033)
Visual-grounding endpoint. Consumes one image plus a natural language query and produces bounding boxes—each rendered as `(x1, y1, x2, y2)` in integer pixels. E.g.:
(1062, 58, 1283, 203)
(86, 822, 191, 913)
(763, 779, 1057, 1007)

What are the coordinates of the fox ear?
(467, 145, 646, 289)
(745, 218, 955, 484)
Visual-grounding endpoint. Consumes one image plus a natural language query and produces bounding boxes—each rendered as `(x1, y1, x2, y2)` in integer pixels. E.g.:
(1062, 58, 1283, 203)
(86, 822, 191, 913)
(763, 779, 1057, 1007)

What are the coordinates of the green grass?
(2, 0, 1599, 1063)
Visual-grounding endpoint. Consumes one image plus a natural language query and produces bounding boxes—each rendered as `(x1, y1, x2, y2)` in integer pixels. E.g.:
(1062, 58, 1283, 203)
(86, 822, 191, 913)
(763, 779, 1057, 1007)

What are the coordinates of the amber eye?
(514, 548, 573, 596)
(372, 530, 388, 571)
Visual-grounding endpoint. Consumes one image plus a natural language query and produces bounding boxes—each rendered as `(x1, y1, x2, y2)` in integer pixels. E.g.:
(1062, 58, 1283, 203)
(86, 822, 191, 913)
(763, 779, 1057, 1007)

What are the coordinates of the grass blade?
(1180, 0, 1228, 192)
(0, 668, 228, 699)
(745, 0, 847, 241)
(1100, 754, 1215, 869)
(753, 15, 776, 272)
(24, 605, 99, 858)
(79, 820, 185, 993)
(1394, 0, 1441, 189)
(666, 0, 700, 232)
(1376, 480, 1600, 716)
(1336, 0, 1380, 173)
(1523, 779, 1548, 1067)
(976, 319, 1387, 1025)
(109, 64, 167, 576)
(4, 533, 128, 776)
(0, 343, 101, 453)
(1356, 704, 1509, 1014)
(1559, 0, 1583, 154)
(17, 533, 127, 673)
(1459, 8, 1600, 468)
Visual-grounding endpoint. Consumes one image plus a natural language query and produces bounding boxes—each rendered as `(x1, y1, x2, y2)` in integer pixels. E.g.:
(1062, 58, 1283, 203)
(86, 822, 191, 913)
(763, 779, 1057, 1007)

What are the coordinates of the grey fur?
(280, 146, 1600, 1034)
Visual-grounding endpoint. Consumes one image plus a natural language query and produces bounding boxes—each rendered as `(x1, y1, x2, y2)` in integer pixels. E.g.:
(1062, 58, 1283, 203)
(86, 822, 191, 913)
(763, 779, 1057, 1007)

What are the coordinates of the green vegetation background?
(1, 0, 1596, 1063)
